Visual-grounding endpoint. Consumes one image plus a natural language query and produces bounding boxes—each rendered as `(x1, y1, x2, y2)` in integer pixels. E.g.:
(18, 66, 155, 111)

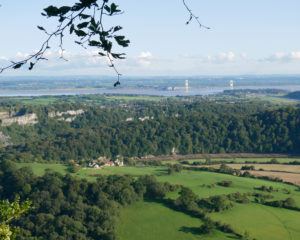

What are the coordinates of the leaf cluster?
(1, 0, 129, 85)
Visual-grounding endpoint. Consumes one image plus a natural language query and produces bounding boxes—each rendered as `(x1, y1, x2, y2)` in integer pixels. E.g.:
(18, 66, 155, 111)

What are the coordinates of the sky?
(0, 0, 299, 76)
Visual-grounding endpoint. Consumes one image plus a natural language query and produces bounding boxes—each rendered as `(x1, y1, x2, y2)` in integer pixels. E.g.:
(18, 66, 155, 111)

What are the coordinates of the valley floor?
(16, 159, 300, 240)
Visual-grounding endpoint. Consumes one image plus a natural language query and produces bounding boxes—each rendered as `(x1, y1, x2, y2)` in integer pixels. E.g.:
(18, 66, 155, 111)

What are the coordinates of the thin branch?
(0, 1, 128, 87)
(182, 0, 210, 29)
(1, 1, 208, 87)
(107, 53, 121, 87)
(0, 7, 86, 73)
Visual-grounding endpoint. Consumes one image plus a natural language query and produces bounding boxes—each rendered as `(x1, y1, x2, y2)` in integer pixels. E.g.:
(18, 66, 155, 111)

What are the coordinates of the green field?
(117, 201, 235, 240)
(16, 162, 300, 240)
(16, 162, 300, 202)
(211, 203, 300, 240)
(16, 163, 68, 176)
(16, 163, 166, 178)
(252, 95, 299, 105)
(7, 96, 60, 105)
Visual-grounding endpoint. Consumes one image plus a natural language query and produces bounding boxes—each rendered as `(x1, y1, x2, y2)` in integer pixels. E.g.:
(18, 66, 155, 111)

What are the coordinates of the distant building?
(115, 159, 124, 167)
(229, 80, 234, 90)
(104, 161, 115, 167)
(185, 80, 189, 93)
(88, 162, 101, 169)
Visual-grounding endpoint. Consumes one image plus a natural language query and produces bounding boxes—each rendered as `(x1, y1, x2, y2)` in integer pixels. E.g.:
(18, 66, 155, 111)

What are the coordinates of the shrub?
(241, 165, 255, 171)
(167, 164, 183, 175)
(199, 220, 215, 234)
(269, 158, 279, 164)
(217, 180, 233, 187)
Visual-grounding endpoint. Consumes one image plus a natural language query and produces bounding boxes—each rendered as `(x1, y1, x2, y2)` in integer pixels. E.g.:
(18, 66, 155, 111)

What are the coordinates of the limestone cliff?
(0, 111, 38, 126)
(0, 131, 11, 147)
(48, 109, 85, 122)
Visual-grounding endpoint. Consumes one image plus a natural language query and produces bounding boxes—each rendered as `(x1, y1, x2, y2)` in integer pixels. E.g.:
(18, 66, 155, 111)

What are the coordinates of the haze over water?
(1, 75, 300, 97)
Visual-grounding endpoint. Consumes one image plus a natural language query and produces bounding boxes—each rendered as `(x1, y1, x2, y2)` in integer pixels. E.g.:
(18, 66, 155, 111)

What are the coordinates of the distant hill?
(285, 91, 300, 100)
(223, 89, 288, 96)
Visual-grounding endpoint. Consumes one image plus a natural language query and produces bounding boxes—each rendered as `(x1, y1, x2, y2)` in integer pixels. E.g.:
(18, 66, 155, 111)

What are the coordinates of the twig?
(182, 0, 210, 29)
(0, 1, 128, 87)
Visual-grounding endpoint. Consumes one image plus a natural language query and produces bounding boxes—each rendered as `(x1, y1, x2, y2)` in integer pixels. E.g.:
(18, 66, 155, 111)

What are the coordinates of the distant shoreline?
(1, 85, 300, 97)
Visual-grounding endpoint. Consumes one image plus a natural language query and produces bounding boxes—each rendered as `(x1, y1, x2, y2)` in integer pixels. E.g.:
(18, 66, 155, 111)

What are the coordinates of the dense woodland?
(0, 160, 176, 240)
(0, 98, 300, 163)
(0, 161, 260, 240)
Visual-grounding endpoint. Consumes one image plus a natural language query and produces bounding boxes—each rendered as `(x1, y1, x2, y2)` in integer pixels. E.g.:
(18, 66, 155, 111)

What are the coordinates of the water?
(1, 85, 300, 97)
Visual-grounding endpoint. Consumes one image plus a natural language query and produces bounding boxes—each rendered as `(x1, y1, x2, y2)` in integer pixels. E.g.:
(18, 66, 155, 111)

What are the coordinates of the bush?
(284, 197, 297, 208)
(199, 220, 215, 234)
(167, 164, 183, 175)
(68, 164, 80, 173)
(254, 185, 276, 193)
(124, 157, 136, 166)
(269, 158, 279, 164)
(266, 197, 299, 211)
(179, 160, 190, 165)
(228, 192, 250, 204)
(241, 165, 255, 171)
(217, 180, 233, 187)
(198, 195, 233, 212)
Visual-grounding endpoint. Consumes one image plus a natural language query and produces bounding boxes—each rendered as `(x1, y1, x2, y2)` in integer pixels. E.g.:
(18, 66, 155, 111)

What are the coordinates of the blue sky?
(0, 0, 299, 76)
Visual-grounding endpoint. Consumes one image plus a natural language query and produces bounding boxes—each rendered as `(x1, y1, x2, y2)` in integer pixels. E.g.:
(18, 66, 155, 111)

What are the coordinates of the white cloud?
(181, 52, 249, 64)
(137, 51, 153, 66)
(1, 50, 300, 76)
(265, 51, 300, 62)
(216, 51, 236, 62)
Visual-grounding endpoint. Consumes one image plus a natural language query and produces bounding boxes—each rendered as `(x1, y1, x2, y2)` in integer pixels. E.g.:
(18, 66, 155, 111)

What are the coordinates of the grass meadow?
(16, 161, 300, 240)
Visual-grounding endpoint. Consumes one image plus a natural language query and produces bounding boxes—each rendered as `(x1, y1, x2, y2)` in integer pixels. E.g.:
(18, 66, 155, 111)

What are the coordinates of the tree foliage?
(0, 198, 31, 240)
(0, 0, 130, 86)
(0, 161, 174, 239)
(0, 0, 209, 85)
(1, 100, 299, 162)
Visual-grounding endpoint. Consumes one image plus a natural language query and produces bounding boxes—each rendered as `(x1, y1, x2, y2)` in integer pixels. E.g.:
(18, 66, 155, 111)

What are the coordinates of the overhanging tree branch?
(0, 0, 128, 86)
(0, 0, 209, 86)
(182, 0, 210, 29)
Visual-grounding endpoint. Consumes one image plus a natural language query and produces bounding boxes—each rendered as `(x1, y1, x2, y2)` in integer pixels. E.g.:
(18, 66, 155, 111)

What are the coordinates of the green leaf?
(111, 53, 126, 59)
(13, 63, 24, 69)
(79, 14, 91, 19)
(110, 3, 121, 15)
(77, 22, 89, 29)
(102, 39, 113, 52)
(37, 26, 45, 31)
(90, 18, 98, 28)
(29, 62, 35, 70)
(104, 5, 111, 13)
(113, 26, 122, 32)
(43, 6, 60, 17)
(59, 6, 71, 15)
(75, 29, 87, 37)
(70, 24, 75, 34)
(89, 40, 101, 46)
(98, 52, 106, 57)
(114, 36, 130, 47)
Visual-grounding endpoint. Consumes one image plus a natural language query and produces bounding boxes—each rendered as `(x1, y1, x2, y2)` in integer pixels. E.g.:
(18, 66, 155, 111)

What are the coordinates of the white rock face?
(48, 109, 85, 122)
(126, 117, 133, 122)
(0, 112, 38, 127)
(0, 112, 10, 119)
(48, 109, 85, 118)
(0, 131, 11, 147)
